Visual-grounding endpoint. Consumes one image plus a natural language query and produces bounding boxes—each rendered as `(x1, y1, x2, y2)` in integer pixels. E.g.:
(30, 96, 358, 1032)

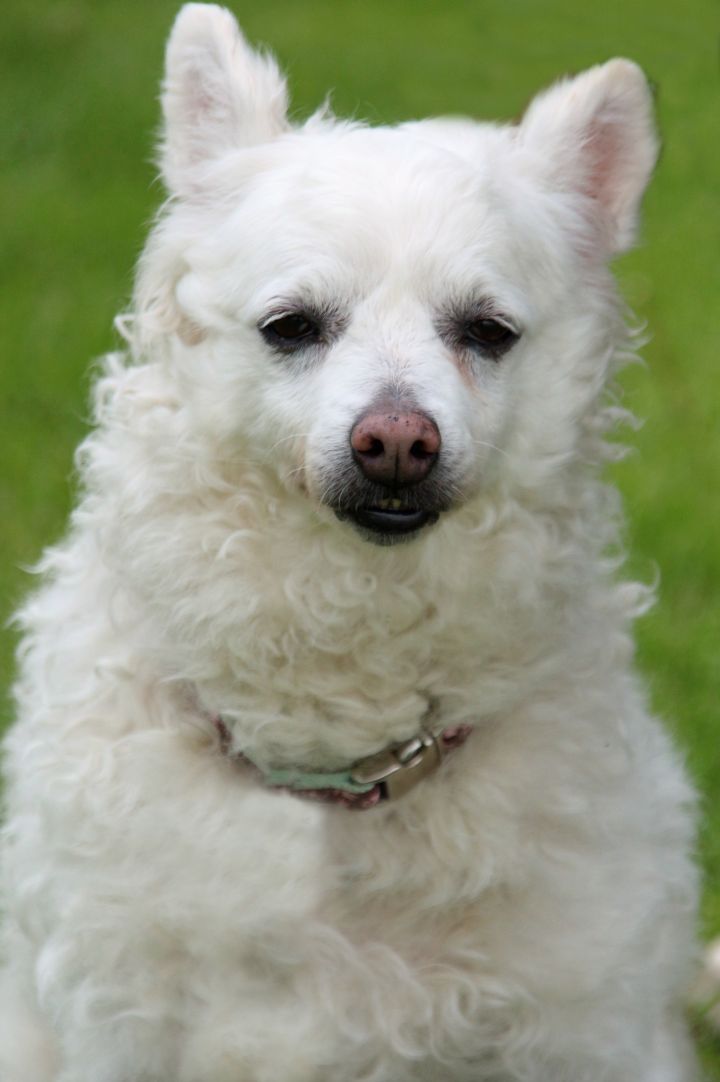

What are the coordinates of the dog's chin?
(332, 504, 442, 546)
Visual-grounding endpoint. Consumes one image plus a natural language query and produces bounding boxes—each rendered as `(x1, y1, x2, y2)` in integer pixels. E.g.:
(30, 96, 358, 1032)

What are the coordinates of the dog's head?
(136, 4, 657, 546)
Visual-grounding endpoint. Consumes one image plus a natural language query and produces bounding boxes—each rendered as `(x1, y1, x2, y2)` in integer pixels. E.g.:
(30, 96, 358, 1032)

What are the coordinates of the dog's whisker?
(468, 437, 511, 459)
(266, 431, 313, 454)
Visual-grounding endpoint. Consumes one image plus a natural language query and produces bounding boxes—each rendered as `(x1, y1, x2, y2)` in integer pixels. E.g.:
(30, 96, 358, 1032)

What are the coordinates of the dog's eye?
(261, 313, 321, 348)
(463, 318, 518, 356)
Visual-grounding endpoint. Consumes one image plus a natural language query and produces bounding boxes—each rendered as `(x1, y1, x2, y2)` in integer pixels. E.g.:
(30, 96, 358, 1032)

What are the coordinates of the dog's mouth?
(318, 463, 459, 545)
(340, 499, 439, 539)
(330, 492, 449, 544)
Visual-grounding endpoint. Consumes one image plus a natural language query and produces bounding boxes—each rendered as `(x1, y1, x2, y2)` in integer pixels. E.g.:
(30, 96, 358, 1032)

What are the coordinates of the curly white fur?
(0, 6, 698, 1080)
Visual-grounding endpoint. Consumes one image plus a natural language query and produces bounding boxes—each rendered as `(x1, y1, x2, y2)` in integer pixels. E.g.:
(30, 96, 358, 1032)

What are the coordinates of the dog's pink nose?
(350, 408, 441, 485)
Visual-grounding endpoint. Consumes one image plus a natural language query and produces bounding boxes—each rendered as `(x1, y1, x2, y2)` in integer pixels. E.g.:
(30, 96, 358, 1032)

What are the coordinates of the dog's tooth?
(390, 499, 402, 510)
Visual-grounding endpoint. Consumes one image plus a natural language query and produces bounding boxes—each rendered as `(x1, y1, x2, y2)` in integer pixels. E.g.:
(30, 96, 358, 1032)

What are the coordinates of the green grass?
(2, 0, 719, 1070)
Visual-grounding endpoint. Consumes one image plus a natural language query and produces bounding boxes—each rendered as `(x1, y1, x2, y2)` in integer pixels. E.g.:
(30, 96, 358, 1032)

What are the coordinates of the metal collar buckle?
(349, 729, 443, 801)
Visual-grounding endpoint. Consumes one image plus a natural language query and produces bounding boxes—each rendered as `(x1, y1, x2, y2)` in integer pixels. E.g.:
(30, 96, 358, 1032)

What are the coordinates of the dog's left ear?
(160, 3, 289, 194)
(518, 59, 659, 255)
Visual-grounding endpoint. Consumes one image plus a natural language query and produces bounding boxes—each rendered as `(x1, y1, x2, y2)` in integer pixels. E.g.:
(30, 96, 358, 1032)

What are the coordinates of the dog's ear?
(160, 3, 289, 193)
(518, 59, 659, 255)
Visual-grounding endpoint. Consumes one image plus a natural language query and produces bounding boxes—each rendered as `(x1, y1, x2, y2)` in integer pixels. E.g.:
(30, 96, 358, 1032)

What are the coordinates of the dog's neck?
(157, 492, 617, 773)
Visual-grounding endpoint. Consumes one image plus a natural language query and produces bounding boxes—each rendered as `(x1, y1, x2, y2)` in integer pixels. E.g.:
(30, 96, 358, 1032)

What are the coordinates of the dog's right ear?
(160, 4, 289, 194)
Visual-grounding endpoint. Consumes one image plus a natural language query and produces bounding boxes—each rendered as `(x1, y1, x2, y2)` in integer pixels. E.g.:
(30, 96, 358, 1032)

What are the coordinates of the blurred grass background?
(1, 0, 718, 1070)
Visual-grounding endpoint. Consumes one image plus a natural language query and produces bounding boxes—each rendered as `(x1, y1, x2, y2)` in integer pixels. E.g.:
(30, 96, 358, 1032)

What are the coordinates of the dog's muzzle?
(322, 401, 456, 544)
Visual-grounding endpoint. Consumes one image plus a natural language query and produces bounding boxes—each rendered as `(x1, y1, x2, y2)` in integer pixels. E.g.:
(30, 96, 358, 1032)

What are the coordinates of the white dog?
(0, 5, 699, 1080)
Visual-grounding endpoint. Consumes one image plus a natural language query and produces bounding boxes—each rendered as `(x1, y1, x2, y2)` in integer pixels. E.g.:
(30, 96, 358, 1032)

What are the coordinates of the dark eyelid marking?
(257, 299, 348, 358)
(258, 299, 346, 333)
(436, 298, 521, 359)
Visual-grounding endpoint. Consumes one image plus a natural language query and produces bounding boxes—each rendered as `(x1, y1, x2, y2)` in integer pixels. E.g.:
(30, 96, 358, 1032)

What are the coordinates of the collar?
(214, 719, 472, 810)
